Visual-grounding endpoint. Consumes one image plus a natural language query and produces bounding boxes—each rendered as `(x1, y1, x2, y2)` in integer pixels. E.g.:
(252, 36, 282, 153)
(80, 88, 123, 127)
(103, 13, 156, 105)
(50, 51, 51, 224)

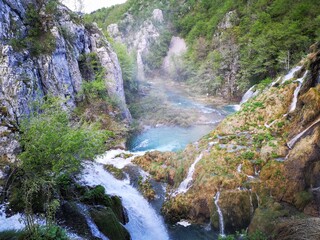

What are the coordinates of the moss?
(81, 185, 113, 206)
(294, 191, 313, 211)
(138, 177, 156, 200)
(90, 206, 131, 240)
(0, 230, 25, 240)
(104, 165, 126, 180)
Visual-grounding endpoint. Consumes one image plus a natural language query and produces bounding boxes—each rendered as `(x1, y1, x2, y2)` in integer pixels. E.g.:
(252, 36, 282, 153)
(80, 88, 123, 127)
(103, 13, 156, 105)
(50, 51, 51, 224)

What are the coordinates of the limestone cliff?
(0, 0, 131, 163)
(107, 9, 165, 81)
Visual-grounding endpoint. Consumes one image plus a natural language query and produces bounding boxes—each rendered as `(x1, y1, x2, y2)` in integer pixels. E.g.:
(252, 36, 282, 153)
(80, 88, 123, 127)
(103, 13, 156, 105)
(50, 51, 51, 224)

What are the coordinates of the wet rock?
(211, 190, 257, 232)
(57, 202, 93, 239)
(90, 206, 131, 240)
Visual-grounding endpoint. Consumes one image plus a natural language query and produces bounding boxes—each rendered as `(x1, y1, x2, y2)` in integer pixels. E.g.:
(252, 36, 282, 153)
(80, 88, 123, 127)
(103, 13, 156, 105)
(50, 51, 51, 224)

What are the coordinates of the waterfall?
(137, 52, 145, 81)
(281, 66, 302, 84)
(81, 161, 170, 240)
(287, 117, 320, 149)
(173, 152, 204, 195)
(234, 85, 258, 111)
(173, 142, 215, 195)
(240, 86, 257, 104)
(237, 164, 242, 173)
(214, 191, 225, 236)
(76, 203, 109, 240)
(288, 71, 308, 113)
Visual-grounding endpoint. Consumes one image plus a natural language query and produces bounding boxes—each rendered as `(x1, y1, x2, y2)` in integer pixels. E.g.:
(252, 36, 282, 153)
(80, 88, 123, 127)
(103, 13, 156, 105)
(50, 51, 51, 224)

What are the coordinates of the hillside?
(87, 0, 320, 100)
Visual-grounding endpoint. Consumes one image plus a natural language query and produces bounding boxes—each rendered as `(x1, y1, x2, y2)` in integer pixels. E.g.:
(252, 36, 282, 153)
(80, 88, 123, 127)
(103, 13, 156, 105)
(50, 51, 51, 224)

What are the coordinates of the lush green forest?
(87, 0, 320, 96)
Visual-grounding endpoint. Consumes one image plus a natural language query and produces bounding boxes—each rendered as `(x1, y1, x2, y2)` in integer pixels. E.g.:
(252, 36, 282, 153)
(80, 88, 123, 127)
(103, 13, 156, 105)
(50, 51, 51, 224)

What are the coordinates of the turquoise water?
(127, 125, 214, 152)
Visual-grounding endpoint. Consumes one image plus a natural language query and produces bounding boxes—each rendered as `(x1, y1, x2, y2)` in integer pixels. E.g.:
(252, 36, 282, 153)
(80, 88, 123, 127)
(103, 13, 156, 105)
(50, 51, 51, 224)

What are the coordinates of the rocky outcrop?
(0, 0, 131, 162)
(107, 9, 165, 80)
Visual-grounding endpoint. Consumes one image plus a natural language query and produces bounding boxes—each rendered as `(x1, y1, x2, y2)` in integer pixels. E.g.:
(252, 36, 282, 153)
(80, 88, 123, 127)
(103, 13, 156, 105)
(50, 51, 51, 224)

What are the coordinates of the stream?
(0, 80, 235, 239)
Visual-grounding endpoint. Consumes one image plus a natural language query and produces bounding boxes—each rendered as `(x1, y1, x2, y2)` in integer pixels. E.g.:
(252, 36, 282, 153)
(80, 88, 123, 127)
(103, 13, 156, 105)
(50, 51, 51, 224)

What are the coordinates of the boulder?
(90, 206, 131, 240)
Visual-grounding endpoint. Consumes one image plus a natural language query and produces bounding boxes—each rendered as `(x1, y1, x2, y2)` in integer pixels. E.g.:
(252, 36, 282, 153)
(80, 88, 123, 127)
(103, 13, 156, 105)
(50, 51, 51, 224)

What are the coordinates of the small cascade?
(270, 76, 281, 87)
(240, 86, 257, 104)
(255, 193, 260, 207)
(173, 142, 214, 196)
(264, 120, 276, 129)
(76, 203, 109, 240)
(237, 164, 242, 173)
(234, 86, 259, 111)
(249, 194, 254, 216)
(287, 117, 320, 149)
(281, 66, 303, 84)
(288, 71, 308, 113)
(214, 191, 225, 237)
(81, 161, 170, 240)
(95, 149, 145, 169)
(173, 152, 204, 195)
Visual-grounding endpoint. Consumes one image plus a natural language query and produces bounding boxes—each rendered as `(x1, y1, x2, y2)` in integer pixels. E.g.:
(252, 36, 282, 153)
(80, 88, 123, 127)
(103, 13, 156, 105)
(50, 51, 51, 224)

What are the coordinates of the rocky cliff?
(107, 8, 165, 81)
(0, 0, 131, 163)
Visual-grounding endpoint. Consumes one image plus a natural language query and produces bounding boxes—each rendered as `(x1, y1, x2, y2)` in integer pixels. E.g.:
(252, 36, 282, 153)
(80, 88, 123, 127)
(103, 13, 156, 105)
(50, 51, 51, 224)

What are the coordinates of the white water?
(177, 220, 192, 227)
(287, 117, 320, 149)
(81, 161, 169, 240)
(173, 153, 204, 195)
(95, 149, 145, 169)
(214, 191, 225, 236)
(288, 71, 308, 113)
(0, 205, 24, 231)
(281, 66, 302, 84)
(240, 86, 256, 104)
(76, 203, 109, 240)
(233, 86, 259, 111)
(237, 164, 242, 173)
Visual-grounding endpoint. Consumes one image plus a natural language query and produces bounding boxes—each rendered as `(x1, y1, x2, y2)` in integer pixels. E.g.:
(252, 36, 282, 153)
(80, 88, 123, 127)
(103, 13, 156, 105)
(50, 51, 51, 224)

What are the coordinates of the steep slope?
(134, 43, 320, 238)
(87, 0, 320, 100)
(0, 0, 131, 163)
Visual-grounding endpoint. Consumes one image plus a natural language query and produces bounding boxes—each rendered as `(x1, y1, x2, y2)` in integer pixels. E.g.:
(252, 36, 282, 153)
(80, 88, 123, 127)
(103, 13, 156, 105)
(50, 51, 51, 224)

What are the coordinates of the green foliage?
(111, 42, 138, 103)
(241, 151, 254, 160)
(143, 29, 172, 73)
(19, 99, 108, 178)
(10, 1, 57, 56)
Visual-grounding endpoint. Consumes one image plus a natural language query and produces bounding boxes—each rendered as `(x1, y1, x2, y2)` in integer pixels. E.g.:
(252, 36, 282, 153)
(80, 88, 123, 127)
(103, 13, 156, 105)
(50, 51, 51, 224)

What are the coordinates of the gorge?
(1, 0, 320, 240)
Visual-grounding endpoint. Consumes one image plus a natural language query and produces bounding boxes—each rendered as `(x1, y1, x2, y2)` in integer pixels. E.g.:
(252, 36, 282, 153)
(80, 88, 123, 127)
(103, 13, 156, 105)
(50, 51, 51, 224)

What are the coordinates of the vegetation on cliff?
(87, 0, 320, 99)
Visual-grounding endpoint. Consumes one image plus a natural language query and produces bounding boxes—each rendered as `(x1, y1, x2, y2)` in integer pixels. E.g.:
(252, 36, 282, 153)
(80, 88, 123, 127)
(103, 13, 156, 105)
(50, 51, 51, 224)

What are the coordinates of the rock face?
(0, 0, 131, 162)
(107, 9, 164, 81)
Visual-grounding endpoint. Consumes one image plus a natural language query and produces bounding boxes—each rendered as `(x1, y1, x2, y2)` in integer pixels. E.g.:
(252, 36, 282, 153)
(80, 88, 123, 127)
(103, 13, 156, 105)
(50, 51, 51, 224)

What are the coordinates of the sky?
(62, 0, 127, 13)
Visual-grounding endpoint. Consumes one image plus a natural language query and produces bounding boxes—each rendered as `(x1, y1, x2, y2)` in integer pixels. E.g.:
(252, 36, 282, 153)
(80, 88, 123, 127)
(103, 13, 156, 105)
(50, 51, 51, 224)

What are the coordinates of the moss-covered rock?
(81, 185, 128, 224)
(89, 206, 131, 240)
(211, 190, 257, 232)
(56, 202, 93, 239)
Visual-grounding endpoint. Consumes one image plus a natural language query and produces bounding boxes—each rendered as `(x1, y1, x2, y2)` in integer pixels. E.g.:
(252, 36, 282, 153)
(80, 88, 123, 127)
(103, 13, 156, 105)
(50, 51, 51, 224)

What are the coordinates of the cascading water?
(76, 203, 109, 240)
(173, 152, 204, 195)
(281, 66, 302, 84)
(214, 191, 225, 237)
(173, 142, 215, 195)
(288, 71, 308, 113)
(81, 161, 170, 240)
(287, 117, 320, 149)
(240, 86, 256, 105)
(0, 205, 25, 231)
